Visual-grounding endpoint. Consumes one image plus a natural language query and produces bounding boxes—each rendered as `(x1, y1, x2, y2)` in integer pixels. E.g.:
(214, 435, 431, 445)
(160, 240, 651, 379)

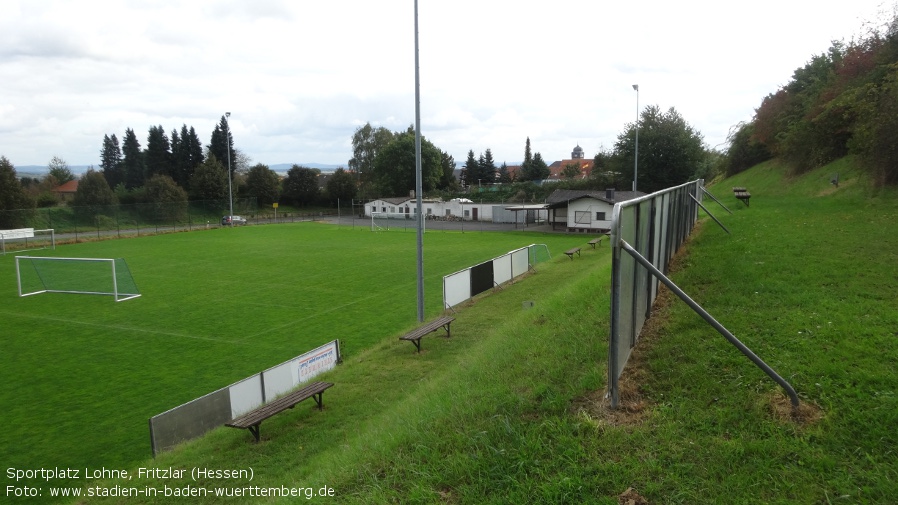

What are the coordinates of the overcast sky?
(1, 0, 893, 169)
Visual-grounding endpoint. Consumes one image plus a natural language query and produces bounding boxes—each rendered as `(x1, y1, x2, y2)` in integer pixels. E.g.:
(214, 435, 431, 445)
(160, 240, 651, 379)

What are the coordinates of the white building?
(366, 197, 524, 222)
(545, 189, 646, 233)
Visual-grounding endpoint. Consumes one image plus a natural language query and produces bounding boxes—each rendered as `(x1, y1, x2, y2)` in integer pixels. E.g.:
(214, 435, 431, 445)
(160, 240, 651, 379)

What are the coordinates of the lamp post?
(632, 85, 639, 192)
(224, 112, 234, 226)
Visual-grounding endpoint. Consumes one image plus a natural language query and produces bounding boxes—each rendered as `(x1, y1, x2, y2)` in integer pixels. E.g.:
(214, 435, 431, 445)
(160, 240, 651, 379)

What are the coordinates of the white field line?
(0, 311, 247, 345)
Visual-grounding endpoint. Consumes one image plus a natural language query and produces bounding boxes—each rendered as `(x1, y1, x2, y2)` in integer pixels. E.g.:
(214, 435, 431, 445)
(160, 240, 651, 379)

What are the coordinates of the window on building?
(596, 212, 606, 221)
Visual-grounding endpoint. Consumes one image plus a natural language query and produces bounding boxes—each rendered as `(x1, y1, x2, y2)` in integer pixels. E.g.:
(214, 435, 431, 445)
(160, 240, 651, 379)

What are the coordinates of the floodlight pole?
(225, 112, 234, 226)
(413, 0, 425, 322)
(632, 84, 639, 192)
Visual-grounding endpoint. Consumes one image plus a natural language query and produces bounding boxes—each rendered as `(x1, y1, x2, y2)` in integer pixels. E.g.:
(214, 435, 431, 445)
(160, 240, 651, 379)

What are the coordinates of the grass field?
(0, 223, 586, 501)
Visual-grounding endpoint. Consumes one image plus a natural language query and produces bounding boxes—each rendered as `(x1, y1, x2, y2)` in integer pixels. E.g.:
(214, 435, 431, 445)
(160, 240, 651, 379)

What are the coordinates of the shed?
(546, 189, 646, 233)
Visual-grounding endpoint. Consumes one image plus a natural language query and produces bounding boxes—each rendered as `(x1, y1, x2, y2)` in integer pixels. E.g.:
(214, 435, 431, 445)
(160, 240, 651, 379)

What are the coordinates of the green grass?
(0, 223, 587, 502)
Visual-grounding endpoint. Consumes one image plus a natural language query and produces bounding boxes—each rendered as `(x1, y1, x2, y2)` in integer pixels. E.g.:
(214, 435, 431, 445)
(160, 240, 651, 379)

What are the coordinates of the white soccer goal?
(0, 228, 55, 255)
(528, 243, 552, 265)
(15, 256, 141, 302)
(370, 212, 425, 232)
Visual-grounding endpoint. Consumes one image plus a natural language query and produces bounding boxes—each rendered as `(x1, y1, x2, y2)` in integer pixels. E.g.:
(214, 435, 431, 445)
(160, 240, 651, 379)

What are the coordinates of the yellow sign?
(273, 203, 279, 209)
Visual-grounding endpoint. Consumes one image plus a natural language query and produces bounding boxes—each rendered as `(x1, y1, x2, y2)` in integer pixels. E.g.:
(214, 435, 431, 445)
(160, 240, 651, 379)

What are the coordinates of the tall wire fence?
(0, 199, 336, 244)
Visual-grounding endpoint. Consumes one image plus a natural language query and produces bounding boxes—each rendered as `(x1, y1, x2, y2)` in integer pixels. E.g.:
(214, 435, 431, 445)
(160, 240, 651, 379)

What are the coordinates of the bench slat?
(399, 316, 454, 352)
(225, 381, 334, 441)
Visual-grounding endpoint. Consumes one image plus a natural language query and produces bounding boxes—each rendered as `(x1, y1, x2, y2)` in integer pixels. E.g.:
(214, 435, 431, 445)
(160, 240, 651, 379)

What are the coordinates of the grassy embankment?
(79, 158, 896, 503)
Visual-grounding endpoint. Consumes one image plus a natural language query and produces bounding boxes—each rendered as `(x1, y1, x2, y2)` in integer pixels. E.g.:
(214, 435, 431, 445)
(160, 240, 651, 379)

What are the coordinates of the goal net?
(16, 256, 141, 302)
(528, 243, 552, 265)
(370, 212, 424, 232)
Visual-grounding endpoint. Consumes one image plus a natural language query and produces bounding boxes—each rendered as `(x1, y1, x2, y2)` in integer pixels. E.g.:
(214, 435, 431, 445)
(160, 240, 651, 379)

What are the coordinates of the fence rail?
(607, 180, 798, 409)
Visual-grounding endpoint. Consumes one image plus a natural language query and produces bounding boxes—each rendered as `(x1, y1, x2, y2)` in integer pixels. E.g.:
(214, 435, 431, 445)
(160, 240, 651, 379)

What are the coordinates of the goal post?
(15, 256, 141, 302)
(370, 212, 425, 232)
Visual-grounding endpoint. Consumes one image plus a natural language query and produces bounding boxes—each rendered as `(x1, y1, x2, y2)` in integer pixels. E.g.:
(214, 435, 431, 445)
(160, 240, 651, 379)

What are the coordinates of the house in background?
(546, 188, 646, 233)
(52, 180, 79, 202)
(546, 144, 595, 181)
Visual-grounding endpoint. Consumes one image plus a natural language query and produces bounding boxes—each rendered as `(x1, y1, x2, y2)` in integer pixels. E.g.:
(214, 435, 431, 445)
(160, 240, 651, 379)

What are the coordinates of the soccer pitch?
(0, 223, 586, 481)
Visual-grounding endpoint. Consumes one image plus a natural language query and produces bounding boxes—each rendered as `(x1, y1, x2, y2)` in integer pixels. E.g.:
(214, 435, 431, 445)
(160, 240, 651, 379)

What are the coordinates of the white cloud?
(0, 0, 890, 169)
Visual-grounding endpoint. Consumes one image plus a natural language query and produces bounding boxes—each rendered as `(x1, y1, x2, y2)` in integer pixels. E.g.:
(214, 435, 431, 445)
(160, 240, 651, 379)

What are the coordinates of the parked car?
(221, 215, 247, 226)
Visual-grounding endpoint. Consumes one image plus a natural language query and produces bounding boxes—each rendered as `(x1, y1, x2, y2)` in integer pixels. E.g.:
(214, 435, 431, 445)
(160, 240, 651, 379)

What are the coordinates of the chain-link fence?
(0, 199, 340, 244)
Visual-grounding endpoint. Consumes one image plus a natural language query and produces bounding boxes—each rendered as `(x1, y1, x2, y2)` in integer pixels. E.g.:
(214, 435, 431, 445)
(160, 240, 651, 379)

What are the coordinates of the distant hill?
(270, 163, 344, 173)
(14, 163, 345, 179)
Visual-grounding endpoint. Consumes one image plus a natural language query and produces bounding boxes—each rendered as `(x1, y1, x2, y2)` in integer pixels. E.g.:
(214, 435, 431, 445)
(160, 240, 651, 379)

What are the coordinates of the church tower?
(571, 144, 584, 159)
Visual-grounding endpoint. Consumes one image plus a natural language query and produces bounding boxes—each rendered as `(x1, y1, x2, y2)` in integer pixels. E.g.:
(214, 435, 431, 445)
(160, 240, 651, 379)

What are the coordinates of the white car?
(221, 215, 247, 226)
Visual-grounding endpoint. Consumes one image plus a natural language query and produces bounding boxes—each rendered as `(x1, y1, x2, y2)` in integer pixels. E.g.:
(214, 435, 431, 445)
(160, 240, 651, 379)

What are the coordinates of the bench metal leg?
(441, 322, 452, 338)
(411, 338, 422, 353)
(313, 392, 324, 410)
(248, 425, 261, 443)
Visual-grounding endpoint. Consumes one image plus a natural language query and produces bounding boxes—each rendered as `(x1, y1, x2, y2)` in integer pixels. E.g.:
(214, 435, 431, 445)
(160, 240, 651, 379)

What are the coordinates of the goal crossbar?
(15, 256, 141, 302)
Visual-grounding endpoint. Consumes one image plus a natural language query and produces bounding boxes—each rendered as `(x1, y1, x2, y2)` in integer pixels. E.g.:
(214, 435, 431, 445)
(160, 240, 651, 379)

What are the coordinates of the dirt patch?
(768, 392, 824, 427)
(570, 224, 702, 425)
(618, 487, 650, 505)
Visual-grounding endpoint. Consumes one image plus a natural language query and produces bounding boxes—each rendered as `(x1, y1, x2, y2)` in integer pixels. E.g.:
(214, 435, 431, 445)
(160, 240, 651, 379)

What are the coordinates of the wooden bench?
(399, 316, 455, 353)
(588, 237, 602, 249)
(564, 247, 581, 260)
(733, 187, 751, 207)
(225, 381, 334, 442)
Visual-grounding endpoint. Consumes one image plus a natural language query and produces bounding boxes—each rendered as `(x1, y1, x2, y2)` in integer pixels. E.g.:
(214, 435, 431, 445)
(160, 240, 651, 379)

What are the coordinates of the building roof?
(546, 159, 595, 180)
(368, 197, 441, 205)
(52, 180, 79, 193)
(545, 189, 646, 208)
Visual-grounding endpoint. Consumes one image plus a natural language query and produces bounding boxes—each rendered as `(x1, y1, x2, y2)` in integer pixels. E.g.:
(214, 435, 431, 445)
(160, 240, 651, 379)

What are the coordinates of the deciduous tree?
(144, 174, 188, 221)
(47, 156, 75, 184)
(244, 164, 281, 206)
(282, 165, 321, 207)
(439, 151, 458, 191)
(189, 155, 229, 202)
(349, 123, 395, 185)
(370, 132, 442, 196)
(0, 156, 35, 227)
(612, 105, 706, 193)
(73, 168, 117, 212)
(561, 162, 581, 180)
(325, 167, 357, 206)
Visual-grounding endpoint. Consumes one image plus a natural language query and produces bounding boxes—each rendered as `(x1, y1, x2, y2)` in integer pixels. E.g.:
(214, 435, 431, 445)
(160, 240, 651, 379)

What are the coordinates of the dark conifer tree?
(100, 134, 125, 189)
(122, 128, 146, 189)
(145, 125, 172, 180)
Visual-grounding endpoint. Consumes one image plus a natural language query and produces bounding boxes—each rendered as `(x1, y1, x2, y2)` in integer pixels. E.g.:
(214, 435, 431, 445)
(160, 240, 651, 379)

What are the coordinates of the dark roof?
(545, 189, 646, 208)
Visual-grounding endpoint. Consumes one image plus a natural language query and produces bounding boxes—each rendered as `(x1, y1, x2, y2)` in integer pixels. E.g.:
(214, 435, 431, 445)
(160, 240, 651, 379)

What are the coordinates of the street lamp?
(632, 85, 639, 192)
(224, 112, 233, 226)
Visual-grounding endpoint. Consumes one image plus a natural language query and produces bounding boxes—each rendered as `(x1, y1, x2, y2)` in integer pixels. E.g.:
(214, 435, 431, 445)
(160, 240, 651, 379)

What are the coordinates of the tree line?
(723, 9, 898, 185)
(1, 117, 364, 228)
